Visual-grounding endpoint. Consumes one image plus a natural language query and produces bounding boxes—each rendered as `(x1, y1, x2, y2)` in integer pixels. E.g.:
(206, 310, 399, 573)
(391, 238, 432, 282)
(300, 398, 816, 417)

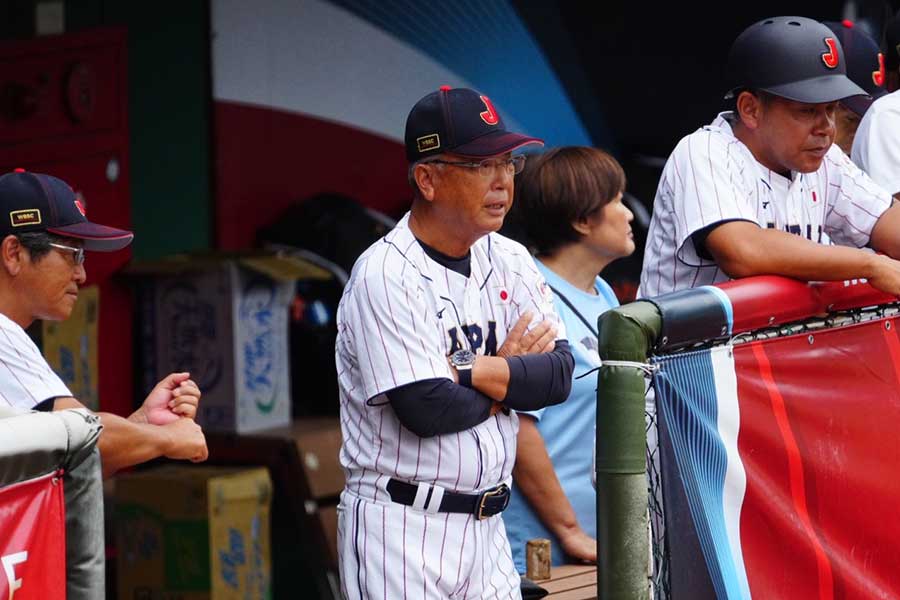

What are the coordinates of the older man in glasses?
(334, 87, 574, 599)
(0, 169, 208, 472)
(0, 169, 208, 599)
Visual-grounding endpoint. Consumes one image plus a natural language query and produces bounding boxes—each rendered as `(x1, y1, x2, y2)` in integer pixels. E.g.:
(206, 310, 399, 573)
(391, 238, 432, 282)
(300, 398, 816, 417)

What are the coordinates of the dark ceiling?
(516, 1, 899, 164)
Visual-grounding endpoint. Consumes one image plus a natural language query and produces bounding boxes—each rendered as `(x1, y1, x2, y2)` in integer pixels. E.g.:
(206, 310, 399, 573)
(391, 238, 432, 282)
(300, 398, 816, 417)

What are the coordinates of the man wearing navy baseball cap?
(822, 20, 887, 155)
(852, 12, 900, 200)
(0, 169, 209, 598)
(335, 87, 574, 599)
(0, 170, 211, 456)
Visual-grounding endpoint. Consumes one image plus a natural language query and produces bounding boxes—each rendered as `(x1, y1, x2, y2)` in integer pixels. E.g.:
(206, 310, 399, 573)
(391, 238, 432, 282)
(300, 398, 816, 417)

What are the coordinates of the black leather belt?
(386, 478, 510, 520)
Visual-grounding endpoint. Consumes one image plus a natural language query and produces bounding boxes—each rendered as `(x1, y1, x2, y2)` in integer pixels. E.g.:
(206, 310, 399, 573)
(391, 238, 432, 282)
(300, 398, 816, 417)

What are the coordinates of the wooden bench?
(538, 564, 598, 599)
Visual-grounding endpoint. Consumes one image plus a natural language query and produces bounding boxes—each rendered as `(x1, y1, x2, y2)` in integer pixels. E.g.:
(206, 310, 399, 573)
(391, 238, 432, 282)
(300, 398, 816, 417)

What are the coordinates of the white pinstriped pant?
(338, 489, 521, 599)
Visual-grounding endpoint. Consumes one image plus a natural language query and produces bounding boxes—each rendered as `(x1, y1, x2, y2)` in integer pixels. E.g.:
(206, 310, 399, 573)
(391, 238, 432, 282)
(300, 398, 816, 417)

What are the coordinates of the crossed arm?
(463, 311, 570, 405)
(387, 312, 573, 437)
(54, 372, 208, 477)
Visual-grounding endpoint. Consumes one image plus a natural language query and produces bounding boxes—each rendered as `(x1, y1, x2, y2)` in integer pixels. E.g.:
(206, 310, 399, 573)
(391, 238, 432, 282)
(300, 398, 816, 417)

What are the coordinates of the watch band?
(458, 368, 473, 388)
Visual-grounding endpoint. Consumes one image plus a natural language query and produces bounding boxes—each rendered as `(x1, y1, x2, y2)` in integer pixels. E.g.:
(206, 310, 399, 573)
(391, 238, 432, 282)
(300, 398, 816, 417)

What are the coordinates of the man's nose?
(492, 164, 513, 187)
(815, 108, 836, 136)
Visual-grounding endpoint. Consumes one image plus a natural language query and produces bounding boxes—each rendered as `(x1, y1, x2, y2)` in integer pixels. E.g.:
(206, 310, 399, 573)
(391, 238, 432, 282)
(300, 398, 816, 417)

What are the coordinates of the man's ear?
(1, 235, 23, 276)
(736, 90, 763, 130)
(414, 163, 439, 202)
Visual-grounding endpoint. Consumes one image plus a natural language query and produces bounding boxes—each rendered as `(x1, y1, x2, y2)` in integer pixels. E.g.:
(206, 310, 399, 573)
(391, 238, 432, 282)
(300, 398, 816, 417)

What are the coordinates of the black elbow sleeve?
(386, 378, 494, 437)
(503, 341, 574, 411)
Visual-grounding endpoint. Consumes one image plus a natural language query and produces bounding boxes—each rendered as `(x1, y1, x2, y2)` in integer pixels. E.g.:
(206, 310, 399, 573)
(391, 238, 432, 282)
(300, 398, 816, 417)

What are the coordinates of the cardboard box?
(115, 465, 273, 600)
(204, 418, 344, 595)
(130, 252, 330, 433)
(42, 284, 100, 411)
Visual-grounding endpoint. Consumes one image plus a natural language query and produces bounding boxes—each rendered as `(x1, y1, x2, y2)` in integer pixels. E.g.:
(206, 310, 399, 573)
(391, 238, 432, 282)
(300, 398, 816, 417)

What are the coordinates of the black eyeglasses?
(48, 242, 85, 266)
(425, 155, 527, 177)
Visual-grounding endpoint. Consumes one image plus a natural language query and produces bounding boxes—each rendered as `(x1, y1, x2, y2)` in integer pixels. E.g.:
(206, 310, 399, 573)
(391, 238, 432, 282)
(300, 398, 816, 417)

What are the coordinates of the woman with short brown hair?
(503, 146, 634, 571)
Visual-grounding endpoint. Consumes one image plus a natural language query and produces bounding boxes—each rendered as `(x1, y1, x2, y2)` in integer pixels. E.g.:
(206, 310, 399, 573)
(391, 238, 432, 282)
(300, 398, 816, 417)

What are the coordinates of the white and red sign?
(0, 472, 65, 599)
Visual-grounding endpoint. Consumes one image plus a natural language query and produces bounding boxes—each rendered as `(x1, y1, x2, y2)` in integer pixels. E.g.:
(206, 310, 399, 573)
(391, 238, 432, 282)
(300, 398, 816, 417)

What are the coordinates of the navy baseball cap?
(824, 20, 886, 115)
(404, 86, 543, 162)
(0, 169, 133, 251)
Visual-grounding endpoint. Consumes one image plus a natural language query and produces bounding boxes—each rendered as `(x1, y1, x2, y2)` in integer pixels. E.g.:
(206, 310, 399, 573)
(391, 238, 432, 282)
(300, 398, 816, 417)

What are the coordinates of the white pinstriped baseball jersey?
(852, 91, 900, 195)
(335, 212, 563, 599)
(0, 312, 71, 409)
(335, 212, 564, 503)
(639, 112, 893, 298)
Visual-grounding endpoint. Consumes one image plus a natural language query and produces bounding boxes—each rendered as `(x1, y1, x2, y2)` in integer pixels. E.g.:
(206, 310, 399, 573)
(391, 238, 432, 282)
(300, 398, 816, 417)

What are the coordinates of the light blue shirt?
(504, 259, 619, 572)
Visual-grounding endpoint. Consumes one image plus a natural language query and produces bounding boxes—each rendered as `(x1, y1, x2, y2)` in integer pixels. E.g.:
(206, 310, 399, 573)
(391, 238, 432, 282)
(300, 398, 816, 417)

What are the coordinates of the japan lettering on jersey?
(638, 112, 893, 298)
(335, 213, 564, 503)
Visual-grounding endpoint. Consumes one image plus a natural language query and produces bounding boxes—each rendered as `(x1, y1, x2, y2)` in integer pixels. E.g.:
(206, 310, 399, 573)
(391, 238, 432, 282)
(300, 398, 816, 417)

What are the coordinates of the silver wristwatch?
(449, 348, 476, 370)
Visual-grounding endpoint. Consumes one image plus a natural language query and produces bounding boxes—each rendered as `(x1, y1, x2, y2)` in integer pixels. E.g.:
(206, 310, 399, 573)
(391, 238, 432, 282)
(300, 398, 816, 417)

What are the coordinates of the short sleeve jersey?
(0, 312, 72, 409)
(639, 112, 893, 297)
(335, 212, 566, 502)
(852, 90, 900, 195)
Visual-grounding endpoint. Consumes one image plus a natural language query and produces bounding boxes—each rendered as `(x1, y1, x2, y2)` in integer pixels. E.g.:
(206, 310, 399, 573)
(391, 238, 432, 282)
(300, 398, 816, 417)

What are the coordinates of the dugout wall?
(598, 275, 900, 599)
(0, 408, 103, 600)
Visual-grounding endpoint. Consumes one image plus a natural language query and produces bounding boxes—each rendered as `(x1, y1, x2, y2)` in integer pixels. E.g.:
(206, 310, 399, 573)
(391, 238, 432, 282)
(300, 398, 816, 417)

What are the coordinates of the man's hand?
(498, 311, 557, 358)
(162, 417, 209, 463)
(865, 253, 900, 296)
(134, 372, 201, 425)
(558, 525, 597, 564)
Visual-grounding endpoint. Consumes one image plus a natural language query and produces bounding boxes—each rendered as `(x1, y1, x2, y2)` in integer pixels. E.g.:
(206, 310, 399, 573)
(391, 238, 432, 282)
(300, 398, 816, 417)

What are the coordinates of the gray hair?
(407, 157, 445, 200)
(15, 232, 54, 261)
(15, 232, 79, 262)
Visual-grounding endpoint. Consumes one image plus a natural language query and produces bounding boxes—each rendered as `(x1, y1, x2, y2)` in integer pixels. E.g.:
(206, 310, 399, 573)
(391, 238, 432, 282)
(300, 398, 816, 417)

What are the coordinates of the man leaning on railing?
(0, 170, 209, 599)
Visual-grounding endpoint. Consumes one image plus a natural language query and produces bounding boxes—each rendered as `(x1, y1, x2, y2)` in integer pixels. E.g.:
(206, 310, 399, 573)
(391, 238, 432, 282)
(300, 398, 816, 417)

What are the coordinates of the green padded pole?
(596, 301, 662, 600)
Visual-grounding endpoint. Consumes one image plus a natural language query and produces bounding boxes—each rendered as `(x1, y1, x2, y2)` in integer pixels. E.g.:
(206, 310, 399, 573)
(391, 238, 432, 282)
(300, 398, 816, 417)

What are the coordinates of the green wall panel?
(4, 0, 219, 260)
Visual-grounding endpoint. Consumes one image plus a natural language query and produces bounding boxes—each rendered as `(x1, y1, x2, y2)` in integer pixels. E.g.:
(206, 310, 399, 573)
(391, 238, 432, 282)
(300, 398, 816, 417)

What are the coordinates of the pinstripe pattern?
(337, 491, 521, 599)
(639, 112, 893, 298)
(336, 212, 560, 598)
(852, 91, 900, 195)
(336, 213, 563, 497)
(0, 312, 71, 408)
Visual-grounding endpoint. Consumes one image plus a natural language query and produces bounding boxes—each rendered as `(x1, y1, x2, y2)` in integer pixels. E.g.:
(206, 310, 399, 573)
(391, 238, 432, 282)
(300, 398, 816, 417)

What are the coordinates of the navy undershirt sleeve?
(503, 340, 574, 411)
(33, 397, 57, 412)
(691, 218, 759, 260)
(386, 378, 495, 438)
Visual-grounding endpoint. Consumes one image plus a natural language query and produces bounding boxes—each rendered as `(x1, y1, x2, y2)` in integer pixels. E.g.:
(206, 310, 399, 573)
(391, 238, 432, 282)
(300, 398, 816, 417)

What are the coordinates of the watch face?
(450, 349, 476, 367)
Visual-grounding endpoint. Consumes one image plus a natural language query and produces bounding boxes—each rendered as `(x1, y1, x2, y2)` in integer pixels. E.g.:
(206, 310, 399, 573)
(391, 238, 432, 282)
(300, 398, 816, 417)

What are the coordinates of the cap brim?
(452, 130, 544, 158)
(763, 74, 867, 103)
(47, 222, 134, 252)
(841, 88, 885, 116)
